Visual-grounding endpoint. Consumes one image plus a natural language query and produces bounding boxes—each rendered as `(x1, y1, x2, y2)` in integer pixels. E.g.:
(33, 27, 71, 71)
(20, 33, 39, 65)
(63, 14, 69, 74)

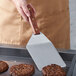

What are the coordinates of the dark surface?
(67, 55, 76, 76)
(0, 47, 30, 57)
(0, 56, 42, 76)
(0, 48, 76, 67)
(0, 47, 75, 64)
(0, 47, 76, 76)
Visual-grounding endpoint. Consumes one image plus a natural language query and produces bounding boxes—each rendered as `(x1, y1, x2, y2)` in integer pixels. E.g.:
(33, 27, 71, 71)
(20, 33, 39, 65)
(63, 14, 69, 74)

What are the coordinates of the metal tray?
(67, 55, 76, 76)
(0, 56, 42, 76)
(0, 47, 76, 76)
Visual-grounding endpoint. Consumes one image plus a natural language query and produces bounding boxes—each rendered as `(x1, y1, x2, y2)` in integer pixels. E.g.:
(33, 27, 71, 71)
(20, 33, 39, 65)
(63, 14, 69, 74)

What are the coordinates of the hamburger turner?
(26, 4, 66, 71)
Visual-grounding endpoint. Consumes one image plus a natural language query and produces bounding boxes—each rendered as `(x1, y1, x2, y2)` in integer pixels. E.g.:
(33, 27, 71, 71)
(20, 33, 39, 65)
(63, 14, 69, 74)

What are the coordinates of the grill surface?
(0, 47, 76, 76)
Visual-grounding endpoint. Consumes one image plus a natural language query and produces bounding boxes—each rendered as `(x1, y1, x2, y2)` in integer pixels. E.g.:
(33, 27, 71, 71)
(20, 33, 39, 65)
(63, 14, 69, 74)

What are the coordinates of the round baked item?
(10, 64, 35, 76)
(0, 61, 9, 73)
(42, 64, 66, 76)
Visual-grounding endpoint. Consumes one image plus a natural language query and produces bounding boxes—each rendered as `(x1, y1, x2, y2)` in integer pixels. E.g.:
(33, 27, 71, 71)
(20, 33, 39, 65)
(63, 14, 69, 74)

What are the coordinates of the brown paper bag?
(0, 0, 70, 49)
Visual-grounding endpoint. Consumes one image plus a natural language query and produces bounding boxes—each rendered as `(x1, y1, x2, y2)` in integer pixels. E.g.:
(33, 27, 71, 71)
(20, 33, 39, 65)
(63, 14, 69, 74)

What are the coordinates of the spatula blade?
(26, 33, 66, 71)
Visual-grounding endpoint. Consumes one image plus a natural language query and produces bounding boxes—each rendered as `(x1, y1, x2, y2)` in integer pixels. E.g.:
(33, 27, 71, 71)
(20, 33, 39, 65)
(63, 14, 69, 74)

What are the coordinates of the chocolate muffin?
(42, 64, 66, 76)
(10, 64, 35, 76)
(0, 61, 9, 73)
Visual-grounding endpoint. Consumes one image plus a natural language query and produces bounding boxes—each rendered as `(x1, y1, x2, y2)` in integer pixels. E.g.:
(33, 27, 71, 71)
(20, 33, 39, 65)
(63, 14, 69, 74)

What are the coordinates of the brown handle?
(27, 4, 40, 35)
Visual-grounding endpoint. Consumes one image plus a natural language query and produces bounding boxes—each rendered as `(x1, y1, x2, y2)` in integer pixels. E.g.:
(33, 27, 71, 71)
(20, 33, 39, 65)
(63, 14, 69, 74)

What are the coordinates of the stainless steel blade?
(26, 33, 66, 71)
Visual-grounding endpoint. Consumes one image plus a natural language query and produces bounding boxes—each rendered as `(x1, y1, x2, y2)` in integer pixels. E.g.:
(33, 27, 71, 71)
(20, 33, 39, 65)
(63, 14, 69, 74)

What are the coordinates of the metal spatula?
(26, 4, 66, 71)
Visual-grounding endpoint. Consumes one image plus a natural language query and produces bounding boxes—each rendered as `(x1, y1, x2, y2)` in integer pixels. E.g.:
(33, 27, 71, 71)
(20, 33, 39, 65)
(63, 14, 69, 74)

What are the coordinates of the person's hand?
(12, 0, 35, 22)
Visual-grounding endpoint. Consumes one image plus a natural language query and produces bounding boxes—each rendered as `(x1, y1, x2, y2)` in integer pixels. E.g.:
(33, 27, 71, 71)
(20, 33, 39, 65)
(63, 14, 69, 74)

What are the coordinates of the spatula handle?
(27, 4, 40, 35)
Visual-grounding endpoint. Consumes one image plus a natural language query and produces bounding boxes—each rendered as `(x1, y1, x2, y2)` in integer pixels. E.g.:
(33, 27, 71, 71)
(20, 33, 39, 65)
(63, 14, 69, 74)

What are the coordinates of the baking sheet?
(0, 56, 42, 76)
(0, 48, 75, 76)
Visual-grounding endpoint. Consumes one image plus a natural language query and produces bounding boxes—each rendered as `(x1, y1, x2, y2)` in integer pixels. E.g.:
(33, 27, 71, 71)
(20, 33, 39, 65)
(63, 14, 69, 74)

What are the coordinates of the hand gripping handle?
(27, 4, 40, 35)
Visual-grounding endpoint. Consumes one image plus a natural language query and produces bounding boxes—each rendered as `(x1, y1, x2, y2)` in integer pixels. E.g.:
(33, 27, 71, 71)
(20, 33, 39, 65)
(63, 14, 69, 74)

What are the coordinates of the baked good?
(10, 64, 35, 76)
(0, 61, 9, 73)
(42, 64, 66, 76)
